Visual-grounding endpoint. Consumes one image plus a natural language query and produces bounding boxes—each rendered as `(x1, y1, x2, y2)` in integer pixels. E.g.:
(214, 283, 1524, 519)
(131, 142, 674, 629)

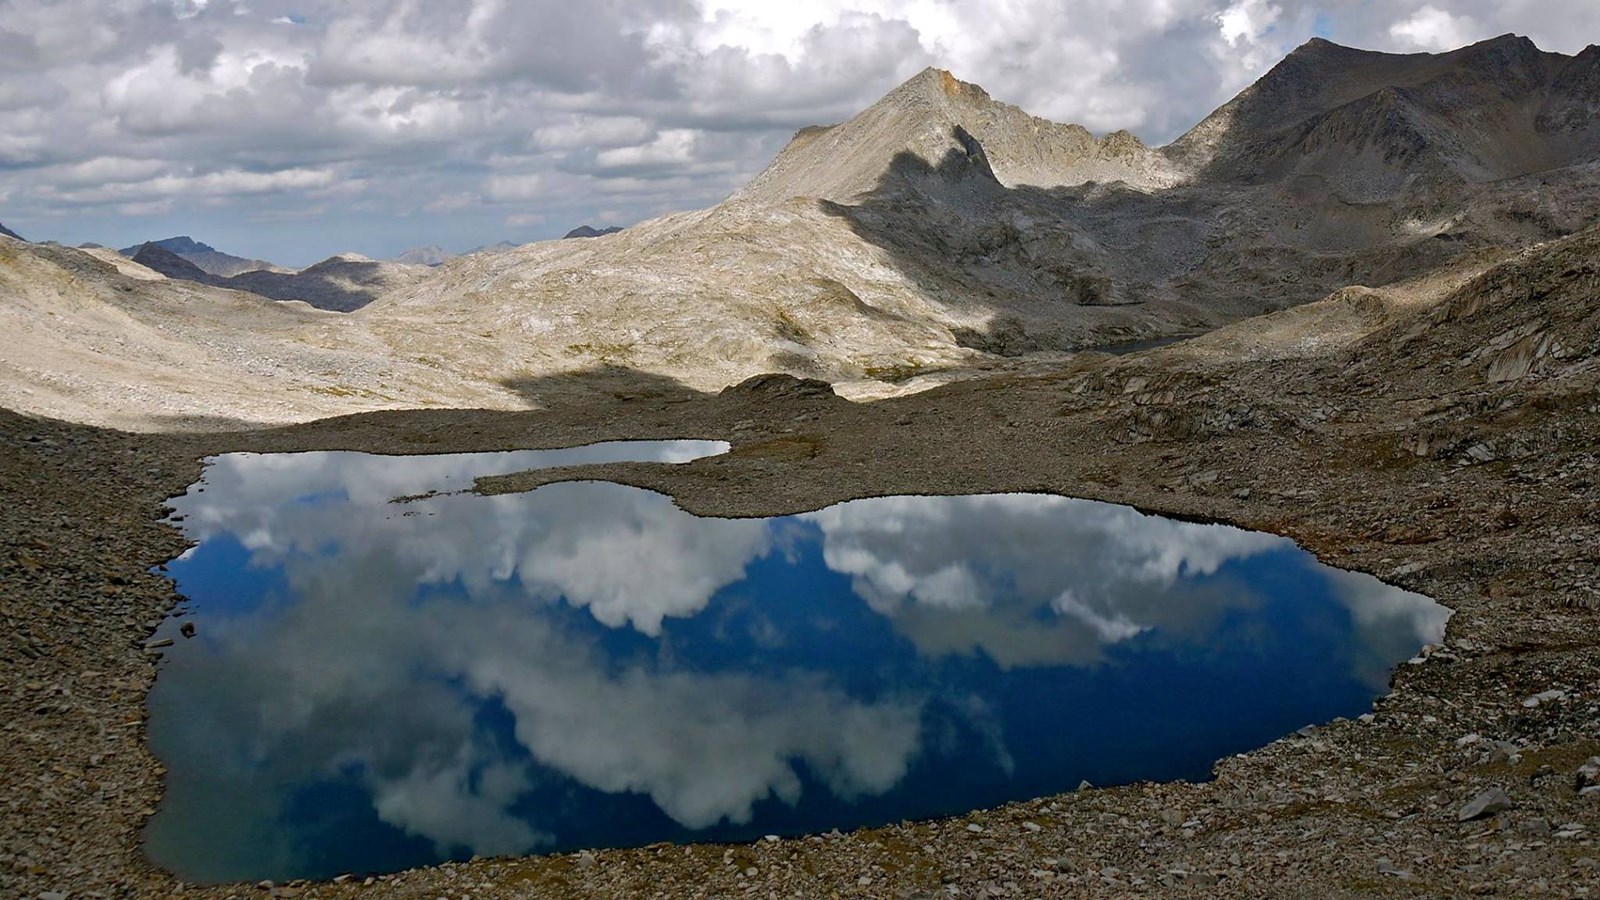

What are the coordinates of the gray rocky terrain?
(0, 33, 1597, 899)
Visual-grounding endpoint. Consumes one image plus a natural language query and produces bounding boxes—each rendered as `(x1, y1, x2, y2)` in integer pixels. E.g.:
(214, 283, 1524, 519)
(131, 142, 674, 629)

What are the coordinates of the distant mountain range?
(392, 241, 523, 267)
(129, 243, 431, 311)
(395, 245, 454, 266)
(118, 236, 285, 278)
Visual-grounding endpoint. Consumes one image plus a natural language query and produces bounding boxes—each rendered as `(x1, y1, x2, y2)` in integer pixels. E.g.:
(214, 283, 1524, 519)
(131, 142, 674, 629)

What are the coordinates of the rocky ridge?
(117, 235, 285, 278)
(128, 242, 434, 312)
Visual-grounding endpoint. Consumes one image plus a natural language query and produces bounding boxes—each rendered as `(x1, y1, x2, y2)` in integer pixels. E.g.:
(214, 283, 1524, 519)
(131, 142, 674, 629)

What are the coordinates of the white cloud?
(1387, 5, 1482, 52)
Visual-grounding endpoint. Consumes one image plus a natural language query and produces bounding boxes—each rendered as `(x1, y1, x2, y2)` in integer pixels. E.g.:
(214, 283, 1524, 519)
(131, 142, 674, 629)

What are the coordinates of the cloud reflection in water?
(145, 444, 1448, 883)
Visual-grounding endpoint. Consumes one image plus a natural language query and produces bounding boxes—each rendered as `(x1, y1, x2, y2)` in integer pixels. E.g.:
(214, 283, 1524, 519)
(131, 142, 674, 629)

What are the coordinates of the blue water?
(144, 442, 1447, 883)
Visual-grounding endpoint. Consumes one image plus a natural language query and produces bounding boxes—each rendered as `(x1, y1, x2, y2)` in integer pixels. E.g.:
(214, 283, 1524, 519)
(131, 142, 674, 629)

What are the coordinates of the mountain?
(0, 222, 23, 241)
(366, 37, 1600, 392)
(396, 245, 454, 266)
(469, 241, 520, 255)
(226, 254, 436, 312)
(117, 236, 284, 277)
(1171, 35, 1600, 194)
(130, 243, 222, 284)
(129, 243, 432, 312)
(0, 240, 518, 429)
(564, 225, 624, 239)
(739, 67, 1181, 207)
(3, 36, 1599, 427)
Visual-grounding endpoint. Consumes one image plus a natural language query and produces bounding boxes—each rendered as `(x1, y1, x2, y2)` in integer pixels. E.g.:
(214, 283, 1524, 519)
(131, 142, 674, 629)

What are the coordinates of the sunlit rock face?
(145, 444, 1447, 883)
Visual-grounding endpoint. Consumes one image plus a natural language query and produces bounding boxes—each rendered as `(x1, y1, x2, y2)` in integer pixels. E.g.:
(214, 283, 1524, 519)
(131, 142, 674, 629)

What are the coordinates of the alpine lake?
(142, 440, 1449, 883)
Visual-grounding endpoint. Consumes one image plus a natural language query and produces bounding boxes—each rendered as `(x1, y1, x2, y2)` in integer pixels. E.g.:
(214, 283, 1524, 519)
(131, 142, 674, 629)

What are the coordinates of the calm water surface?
(146, 441, 1447, 883)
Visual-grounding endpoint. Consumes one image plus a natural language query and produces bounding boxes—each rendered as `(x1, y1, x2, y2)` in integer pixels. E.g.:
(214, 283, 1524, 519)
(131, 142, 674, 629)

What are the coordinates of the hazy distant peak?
(563, 225, 623, 239)
(395, 245, 454, 266)
(119, 235, 217, 256)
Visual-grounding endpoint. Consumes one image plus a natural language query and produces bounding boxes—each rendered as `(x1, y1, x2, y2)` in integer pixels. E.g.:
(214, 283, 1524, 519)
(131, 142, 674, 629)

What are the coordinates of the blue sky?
(0, 1, 1594, 266)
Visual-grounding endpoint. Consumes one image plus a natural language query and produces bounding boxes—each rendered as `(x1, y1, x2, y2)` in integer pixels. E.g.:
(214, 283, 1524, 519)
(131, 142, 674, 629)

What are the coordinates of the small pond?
(145, 441, 1448, 883)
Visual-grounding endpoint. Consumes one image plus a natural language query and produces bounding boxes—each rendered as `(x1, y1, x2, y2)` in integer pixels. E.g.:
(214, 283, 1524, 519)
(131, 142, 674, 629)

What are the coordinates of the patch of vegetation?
(862, 361, 928, 382)
(773, 307, 811, 343)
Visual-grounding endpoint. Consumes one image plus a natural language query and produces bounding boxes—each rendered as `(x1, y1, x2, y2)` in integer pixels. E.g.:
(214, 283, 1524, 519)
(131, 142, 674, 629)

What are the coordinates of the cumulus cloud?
(801, 494, 1291, 667)
(1, 1, 1593, 261)
(1387, 5, 1482, 52)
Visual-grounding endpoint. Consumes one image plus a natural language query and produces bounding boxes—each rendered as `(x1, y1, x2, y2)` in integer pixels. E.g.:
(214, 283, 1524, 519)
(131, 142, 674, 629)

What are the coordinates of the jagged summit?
(1170, 33, 1594, 190)
(735, 66, 1180, 205)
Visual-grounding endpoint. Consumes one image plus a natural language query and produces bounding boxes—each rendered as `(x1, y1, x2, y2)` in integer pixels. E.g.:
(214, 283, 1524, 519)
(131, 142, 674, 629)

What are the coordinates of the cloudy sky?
(0, 1, 1594, 265)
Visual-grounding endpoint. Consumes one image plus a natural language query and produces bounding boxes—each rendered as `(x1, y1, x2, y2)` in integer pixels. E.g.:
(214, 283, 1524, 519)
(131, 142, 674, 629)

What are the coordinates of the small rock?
(1459, 787, 1514, 821)
(576, 849, 596, 869)
(1522, 689, 1565, 708)
(1518, 818, 1552, 836)
(966, 823, 984, 833)
(1488, 741, 1522, 765)
(1577, 757, 1600, 790)
(180, 621, 196, 638)
(1021, 821, 1042, 832)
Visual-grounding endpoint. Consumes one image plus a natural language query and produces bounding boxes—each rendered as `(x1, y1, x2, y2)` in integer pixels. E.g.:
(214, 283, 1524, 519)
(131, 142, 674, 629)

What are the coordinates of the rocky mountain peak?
(0, 222, 22, 241)
(1171, 34, 1596, 188)
(736, 66, 1180, 205)
(129, 242, 214, 282)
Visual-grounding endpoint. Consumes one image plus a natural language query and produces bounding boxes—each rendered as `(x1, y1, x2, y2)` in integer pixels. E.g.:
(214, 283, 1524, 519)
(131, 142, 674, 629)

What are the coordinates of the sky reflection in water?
(145, 442, 1448, 883)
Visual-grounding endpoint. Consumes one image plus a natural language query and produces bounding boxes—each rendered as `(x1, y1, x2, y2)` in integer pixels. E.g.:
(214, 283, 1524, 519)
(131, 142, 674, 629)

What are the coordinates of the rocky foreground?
(2, 226, 1597, 897)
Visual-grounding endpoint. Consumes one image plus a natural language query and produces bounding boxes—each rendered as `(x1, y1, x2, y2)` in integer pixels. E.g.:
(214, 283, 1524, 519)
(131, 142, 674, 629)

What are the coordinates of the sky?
(0, 1, 1595, 266)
